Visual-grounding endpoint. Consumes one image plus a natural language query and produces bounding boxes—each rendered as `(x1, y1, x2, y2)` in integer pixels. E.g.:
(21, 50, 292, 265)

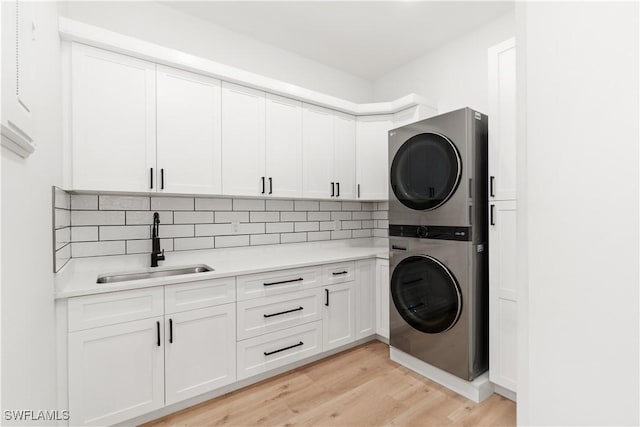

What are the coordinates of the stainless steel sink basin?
(96, 265, 213, 284)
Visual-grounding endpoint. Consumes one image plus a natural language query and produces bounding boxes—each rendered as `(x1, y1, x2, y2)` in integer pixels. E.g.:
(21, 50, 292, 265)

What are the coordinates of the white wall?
(1, 1, 63, 422)
(517, 2, 639, 425)
(372, 12, 515, 113)
(57, 1, 373, 103)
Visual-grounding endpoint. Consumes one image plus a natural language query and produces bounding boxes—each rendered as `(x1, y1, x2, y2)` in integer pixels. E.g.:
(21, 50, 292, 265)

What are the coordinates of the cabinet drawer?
(236, 266, 322, 301)
(165, 277, 235, 314)
(237, 320, 322, 381)
(237, 288, 322, 340)
(323, 262, 355, 285)
(68, 288, 164, 332)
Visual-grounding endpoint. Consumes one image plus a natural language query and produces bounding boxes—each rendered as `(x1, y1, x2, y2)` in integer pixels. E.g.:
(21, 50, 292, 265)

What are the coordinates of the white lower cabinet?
(236, 321, 323, 380)
(376, 259, 390, 339)
(164, 304, 236, 405)
(322, 281, 356, 351)
(68, 317, 164, 426)
(355, 259, 376, 339)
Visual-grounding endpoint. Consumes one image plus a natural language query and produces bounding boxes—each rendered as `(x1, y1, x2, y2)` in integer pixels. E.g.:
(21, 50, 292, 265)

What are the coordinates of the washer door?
(390, 133, 462, 211)
(391, 255, 462, 334)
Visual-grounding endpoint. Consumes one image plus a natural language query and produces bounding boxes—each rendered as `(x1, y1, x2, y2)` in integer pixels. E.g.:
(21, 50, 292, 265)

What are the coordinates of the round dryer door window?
(391, 255, 462, 334)
(390, 133, 462, 210)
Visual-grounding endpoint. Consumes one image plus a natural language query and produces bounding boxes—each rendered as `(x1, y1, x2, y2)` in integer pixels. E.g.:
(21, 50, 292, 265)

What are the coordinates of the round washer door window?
(391, 255, 462, 334)
(390, 133, 462, 211)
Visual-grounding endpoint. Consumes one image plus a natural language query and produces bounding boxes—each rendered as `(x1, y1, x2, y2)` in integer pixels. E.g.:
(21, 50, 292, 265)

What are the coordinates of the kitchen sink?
(96, 265, 213, 284)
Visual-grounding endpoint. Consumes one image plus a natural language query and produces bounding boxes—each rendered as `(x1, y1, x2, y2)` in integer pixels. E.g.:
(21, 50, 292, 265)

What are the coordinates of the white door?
(265, 94, 303, 197)
(165, 304, 236, 405)
(332, 112, 356, 199)
(68, 317, 164, 426)
(355, 115, 392, 200)
(156, 65, 222, 195)
(322, 283, 356, 351)
(488, 38, 517, 201)
(376, 259, 390, 339)
(355, 259, 376, 339)
(489, 200, 518, 392)
(221, 82, 266, 196)
(71, 43, 156, 192)
(302, 103, 334, 199)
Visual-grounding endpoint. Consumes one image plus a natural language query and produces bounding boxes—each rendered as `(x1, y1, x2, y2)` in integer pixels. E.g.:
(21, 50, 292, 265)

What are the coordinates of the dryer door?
(390, 133, 462, 211)
(391, 255, 462, 334)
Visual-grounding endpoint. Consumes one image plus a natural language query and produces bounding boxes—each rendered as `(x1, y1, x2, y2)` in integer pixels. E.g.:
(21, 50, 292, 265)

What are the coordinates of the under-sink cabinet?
(63, 258, 380, 426)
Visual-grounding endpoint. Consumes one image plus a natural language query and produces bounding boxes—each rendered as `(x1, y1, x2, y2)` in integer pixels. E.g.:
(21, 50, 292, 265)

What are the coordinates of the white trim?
(58, 17, 436, 116)
(492, 383, 517, 402)
(389, 346, 494, 403)
(1, 123, 35, 158)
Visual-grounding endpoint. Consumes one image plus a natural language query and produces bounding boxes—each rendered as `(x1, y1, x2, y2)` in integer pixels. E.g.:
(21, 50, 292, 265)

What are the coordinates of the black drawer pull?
(392, 245, 407, 251)
(332, 271, 348, 276)
(490, 204, 495, 226)
(150, 167, 154, 189)
(336, 182, 340, 197)
(331, 182, 335, 197)
(156, 321, 160, 347)
(325, 288, 329, 306)
(264, 341, 304, 356)
(169, 318, 173, 344)
(261, 176, 265, 194)
(269, 177, 273, 195)
(161, 169, 164, 190)
(263, 277, 304, 286)
(263, 306, 304, 318)
(490, 176, 495, 197)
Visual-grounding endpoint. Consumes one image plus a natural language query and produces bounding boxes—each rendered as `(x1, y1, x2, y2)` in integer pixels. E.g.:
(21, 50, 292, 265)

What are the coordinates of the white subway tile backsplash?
(196, 223, 232, 236)
(281, 211, 307, 222)
(266, 222, 294, 233)
(331, 211, 351, 221)
(377, 220, 389, 229)
(372, 210, 388, 220)
(307, 211, 330, 221)
(250, 234, 280, 246)
(294, 222, 319, 232)
(195, 197, 232, 211)
(54, 187, 71, 209)
(215, 211, 249, 223)
(280, 233, 307, 244)
(55, 227, 71, 250)
(71, 226, 98, 242)
(71, 194, 98, 210)
(126, 238, 174, 254)
(215, 235, 250, 248)
(72, 241, 125, 257)
(174, 211, 214, 224)
(331, 230, 352, 239)
(377, 202, 389, 210)
(238, 223, 266, 234)
(373, 229, 388, 238)
(250, 211, 280, 223)
(294, 200, 319, 211)
(266, 200, 294, 211)
(233, 199, 265, 211)
(342, 221, 362, 230)
(319, 201, 341, 211)
(307, 231, 331, 242)
(71, 211, 125, 226)
(56, 243, 71, 271)
(99, 195, 150, 211)
(151, 196, 194, 211)
(55, 209, 71, 229)
(341, 201, 362, 211)
(319, 221, 336, 231)
(352, 229, 373, 238)
(352, 211, 372, 220)
(362, 220, 375, 229)
(158, 224, 194, 238)
(174, 237, 215, 251)
(100, 225, 150, 241)
(126, 211, 173, 225)
(362, 203, 375, 211)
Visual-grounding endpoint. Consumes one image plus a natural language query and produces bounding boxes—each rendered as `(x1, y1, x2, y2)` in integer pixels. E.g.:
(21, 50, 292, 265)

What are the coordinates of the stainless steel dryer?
(388, 108, 488, 233)
(389, 227, 488, 381)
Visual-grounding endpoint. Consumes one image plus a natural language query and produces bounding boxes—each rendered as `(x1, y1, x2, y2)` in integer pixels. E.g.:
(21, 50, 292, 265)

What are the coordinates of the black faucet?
(151, 212, 165, 267)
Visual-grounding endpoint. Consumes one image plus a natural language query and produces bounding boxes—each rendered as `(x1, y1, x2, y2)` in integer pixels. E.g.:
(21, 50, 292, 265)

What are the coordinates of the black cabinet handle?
(160, 169, 164, 190)
(261, 177, 265, 194)
(263, 277, 303, 286)
(336, 182, 340, 197)
(263, 306, 304, 318)
(325, 288, 329, 306)
(357, 184, 360, 198)
(469, 205, 473, 225)
(332, 271, 348, 276)
(490, 176, 495, 197)
(264, 341, 303, 356)
(392, 245, 407, 251)
(156, 321, 160, 347)
(269, 177, 273, 195)
(169, 318, 173, 344)
(150, 168, 154, 189)
(490, 204, 495, 226)
(331, 182, 335, 197)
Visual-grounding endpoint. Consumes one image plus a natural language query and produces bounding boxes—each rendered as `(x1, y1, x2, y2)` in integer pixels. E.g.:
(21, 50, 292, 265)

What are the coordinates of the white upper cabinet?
(356, 115, 392, 200)
(302, 103, 334, 199)
(156, 65, 222, 195)
(71, 43, 156, 192)
(488, 38, 517, 201)
(332, 112, 357, 199)
(221, 82, 266, 197)
(265, 94, 303, 197)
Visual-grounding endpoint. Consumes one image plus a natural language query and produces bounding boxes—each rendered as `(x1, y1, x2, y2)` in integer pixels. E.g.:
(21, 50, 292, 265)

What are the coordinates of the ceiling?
(161, 1, 514, 81)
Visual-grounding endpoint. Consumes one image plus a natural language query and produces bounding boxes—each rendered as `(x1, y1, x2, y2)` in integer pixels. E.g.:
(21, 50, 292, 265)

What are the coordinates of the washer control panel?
(389, 224, 471, 241)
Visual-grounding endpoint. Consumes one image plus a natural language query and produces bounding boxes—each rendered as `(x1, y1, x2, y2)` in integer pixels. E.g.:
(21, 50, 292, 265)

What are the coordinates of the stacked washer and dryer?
(388, 108, 489, 382)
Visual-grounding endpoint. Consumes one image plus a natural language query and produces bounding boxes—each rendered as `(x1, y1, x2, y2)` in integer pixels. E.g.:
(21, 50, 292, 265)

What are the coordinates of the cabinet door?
(265, 94, 303, 197)
(157, 66, 222, 195)
(376, 259, 390, 339)
(355, 259, 376, 339)
(71, 43, 156, 192)
(68, 317, 164, 426)
(355, 115, 392, 200)
(488, 38, 517, 201)
(165, 304, 236, 405)
(489, 200, 517, 392)
(333, 112, 356, 199)
(302, 103, 334, 199)
(322, 282, 356, 351)
(221, 82, 266, 196)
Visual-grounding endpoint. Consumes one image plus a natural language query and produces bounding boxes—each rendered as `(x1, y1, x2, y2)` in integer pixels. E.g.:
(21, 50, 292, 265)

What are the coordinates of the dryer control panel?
(389, 224, 471, 241)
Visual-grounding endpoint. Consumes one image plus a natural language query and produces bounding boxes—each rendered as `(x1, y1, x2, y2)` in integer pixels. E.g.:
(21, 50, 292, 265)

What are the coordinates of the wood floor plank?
(142, 341, 516, 427)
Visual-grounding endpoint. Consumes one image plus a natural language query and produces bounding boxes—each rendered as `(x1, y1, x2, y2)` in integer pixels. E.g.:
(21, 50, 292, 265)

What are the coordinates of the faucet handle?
(159, 249, 165, 261)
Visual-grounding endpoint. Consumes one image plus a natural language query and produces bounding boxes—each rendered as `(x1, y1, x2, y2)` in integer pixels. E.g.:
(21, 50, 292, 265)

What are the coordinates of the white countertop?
(55, 238, 389, 299)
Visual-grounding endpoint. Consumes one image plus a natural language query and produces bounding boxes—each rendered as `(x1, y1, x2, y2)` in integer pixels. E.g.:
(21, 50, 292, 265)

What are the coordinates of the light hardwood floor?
(143, 341, 516, 427)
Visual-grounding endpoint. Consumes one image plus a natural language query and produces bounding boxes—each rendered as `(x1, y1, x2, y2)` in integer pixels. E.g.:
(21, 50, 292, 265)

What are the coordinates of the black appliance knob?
(416, 226, 429, 238)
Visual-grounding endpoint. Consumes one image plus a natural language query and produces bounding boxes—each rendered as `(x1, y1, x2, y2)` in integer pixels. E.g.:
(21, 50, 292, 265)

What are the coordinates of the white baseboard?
(492, 383, 517, 402)
(389, 346, 493, 403)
